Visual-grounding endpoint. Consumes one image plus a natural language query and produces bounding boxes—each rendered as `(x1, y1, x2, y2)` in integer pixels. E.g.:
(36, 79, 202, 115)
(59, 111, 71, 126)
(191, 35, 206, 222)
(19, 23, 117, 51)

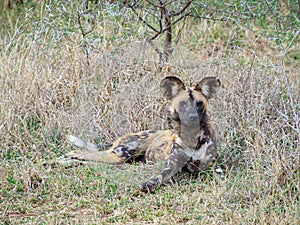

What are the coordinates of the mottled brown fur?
(63, 76, 221, 192)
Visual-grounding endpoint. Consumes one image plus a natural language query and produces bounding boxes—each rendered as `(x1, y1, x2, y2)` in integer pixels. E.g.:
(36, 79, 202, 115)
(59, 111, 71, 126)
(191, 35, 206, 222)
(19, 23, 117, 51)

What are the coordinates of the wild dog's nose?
(189, 113, 199, 122)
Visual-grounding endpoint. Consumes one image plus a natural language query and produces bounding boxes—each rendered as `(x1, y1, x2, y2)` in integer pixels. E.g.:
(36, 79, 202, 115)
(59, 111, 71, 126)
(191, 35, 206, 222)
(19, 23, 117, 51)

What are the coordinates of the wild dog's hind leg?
(66, 148, 124, 164)
(65, 135, 123, 164)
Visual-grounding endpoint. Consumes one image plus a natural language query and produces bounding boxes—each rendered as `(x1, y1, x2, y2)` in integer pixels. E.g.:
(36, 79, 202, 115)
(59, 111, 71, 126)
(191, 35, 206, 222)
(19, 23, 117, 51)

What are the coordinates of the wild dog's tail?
(67, 135, 104, 151)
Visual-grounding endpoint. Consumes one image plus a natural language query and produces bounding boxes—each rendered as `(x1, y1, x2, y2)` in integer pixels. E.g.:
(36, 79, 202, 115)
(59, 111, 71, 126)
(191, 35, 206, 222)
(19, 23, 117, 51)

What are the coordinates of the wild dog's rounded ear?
(195, 77, 221, 99)
(160, 76, 186, 100)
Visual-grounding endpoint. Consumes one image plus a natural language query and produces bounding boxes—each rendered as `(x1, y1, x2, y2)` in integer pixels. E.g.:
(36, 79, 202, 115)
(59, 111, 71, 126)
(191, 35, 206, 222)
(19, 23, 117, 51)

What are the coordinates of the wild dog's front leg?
(141, 144, 190, 192)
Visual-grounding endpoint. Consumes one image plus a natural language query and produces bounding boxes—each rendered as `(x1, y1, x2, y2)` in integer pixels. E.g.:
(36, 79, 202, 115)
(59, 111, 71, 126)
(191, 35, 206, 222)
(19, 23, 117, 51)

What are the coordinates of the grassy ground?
(0, 1, 299, 224)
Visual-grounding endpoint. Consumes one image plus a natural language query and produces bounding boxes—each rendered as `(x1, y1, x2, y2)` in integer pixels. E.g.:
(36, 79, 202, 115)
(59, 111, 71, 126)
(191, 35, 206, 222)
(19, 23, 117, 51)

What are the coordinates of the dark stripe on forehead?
(188, 88, 194, 101)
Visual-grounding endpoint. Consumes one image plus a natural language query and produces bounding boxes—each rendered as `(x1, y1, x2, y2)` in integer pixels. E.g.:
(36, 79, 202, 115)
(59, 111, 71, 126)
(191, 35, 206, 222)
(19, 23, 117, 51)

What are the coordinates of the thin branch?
(159, 1, 163, 32)
(127, 3, 159, 33)
(77, 11, 95, 68)
(145, 0, 177, 9)
(191, 2, 236, 22)
(166, 11, 191, 30)
(189, 14, 229, 22)
(169, 0, 193, 17)
(77, 12, 94, 36)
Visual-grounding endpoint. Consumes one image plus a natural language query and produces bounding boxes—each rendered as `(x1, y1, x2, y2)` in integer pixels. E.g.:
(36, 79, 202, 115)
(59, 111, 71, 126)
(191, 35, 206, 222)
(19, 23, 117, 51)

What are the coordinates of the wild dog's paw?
(55, 154, 85, 167)
(66, 150, 87, 161)
(140, 180, 159, 193)
(140, 176, 162, 193)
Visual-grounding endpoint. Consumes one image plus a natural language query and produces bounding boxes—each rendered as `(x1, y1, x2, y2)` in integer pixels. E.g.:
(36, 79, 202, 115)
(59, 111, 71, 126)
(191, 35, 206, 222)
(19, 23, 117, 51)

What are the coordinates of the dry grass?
(0, 1, 299, 224)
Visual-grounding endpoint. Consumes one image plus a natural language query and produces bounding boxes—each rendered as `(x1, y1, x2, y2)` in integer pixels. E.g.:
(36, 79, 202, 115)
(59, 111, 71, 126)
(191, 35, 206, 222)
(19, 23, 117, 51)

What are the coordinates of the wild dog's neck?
(176, 116, 212, 150)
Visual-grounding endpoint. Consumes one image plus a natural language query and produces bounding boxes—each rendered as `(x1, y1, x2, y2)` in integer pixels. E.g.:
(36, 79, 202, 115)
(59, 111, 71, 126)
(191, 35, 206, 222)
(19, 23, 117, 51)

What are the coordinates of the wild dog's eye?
(196, 101, 203, 108)
(179, 101, 186, 107)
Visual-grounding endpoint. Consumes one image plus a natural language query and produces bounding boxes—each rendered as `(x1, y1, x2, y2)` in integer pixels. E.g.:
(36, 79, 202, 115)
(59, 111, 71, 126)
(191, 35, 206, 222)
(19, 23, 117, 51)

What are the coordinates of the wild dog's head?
(160, 76, 221, 127)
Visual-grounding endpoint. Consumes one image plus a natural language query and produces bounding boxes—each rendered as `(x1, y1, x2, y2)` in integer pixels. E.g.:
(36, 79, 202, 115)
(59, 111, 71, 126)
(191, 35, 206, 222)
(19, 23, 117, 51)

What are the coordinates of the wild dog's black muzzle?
(188, 110, 199, 122)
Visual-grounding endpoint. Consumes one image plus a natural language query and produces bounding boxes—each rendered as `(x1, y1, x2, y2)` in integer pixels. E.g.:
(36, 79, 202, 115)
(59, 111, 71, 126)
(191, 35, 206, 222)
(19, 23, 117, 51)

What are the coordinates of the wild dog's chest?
(176, 137, 214, 162)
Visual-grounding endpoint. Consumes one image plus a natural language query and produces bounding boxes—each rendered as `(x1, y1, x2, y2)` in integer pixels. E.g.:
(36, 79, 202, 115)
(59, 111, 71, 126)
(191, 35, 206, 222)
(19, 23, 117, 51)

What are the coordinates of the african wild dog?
(64, 76, 221, 192)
